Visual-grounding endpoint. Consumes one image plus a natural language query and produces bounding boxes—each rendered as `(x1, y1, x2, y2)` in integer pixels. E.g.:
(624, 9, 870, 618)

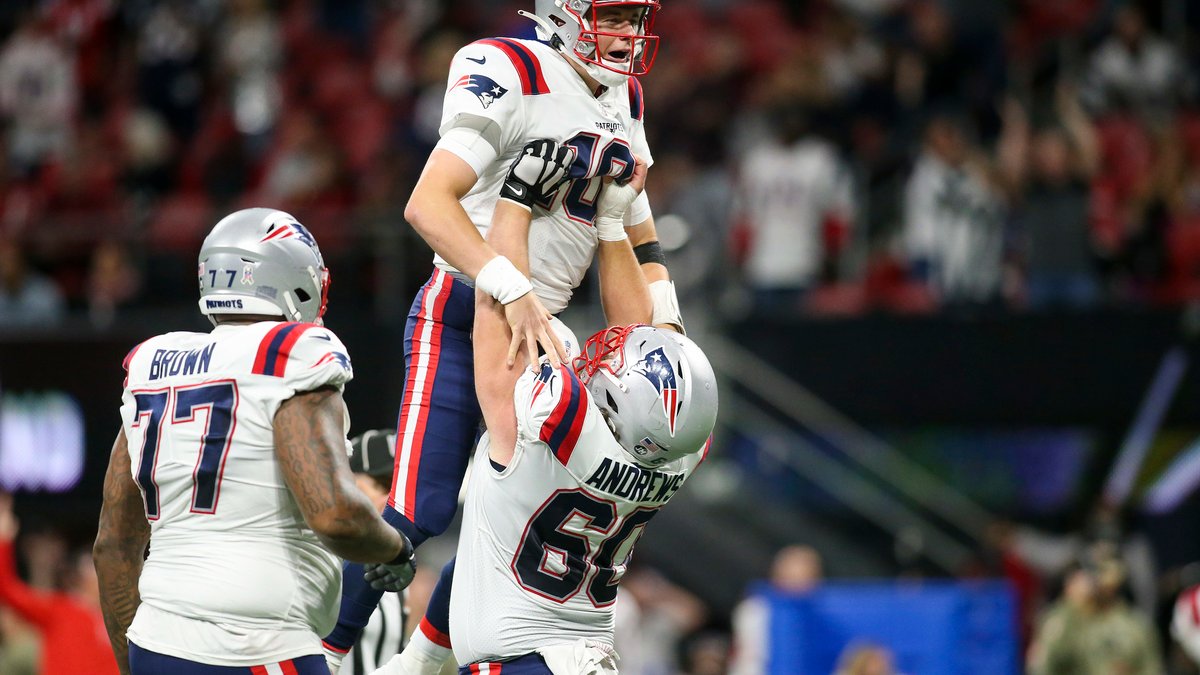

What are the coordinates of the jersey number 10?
(131, 381, 239, 520)
(537, 133, 636, 227)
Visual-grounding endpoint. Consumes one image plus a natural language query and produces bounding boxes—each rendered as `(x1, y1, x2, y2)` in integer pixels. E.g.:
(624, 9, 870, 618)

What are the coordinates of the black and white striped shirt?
(338, 591, 407, 675)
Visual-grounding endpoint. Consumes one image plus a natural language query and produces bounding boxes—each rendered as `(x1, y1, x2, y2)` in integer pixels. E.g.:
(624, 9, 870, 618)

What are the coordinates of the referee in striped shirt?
(340, 429, 408, 674)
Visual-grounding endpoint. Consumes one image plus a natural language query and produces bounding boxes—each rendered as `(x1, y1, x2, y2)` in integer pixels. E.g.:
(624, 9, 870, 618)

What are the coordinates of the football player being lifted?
(372, 99, 716, 675)
(323, 1, 685, 671)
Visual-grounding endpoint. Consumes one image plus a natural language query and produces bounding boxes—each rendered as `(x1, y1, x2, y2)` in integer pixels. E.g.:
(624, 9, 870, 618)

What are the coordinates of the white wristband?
(595, 181, 638, 241)
(595, 215, 628, 242)
(649, 279, 685, 334)
(476, 255, 534, 305)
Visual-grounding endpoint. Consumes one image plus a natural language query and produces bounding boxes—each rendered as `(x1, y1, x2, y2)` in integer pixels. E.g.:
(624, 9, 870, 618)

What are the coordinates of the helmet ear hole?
(605, 390, 620, 414)
(295, 288, 312, 302)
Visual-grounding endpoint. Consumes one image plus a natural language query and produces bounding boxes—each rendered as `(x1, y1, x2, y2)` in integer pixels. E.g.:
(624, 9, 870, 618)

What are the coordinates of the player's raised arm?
(273, 386, 410, 566)
(93, 429, 150, 675)
(596, 155, 653, 326)
(488, 139, 574, 368)
(627, 213, 684, 333)
(474, 288, 520, 465)
(408, 145, 571, 370)
(475, 140, 573, 461)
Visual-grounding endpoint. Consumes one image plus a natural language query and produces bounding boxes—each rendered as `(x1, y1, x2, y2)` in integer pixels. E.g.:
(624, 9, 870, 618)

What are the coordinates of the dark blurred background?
(5, 0, 1200, 673)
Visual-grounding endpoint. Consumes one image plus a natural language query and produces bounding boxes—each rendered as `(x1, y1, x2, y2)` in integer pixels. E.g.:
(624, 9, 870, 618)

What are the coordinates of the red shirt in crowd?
(0, 541, 119, 675)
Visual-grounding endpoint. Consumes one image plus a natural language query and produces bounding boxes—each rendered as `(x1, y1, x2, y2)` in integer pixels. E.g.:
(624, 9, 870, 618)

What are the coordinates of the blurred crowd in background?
(3, 0, 1200, 327)
(4, 0, 1200, 673)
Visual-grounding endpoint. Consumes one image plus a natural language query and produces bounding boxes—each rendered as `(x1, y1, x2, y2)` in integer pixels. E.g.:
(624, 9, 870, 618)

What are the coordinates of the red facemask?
(571, 1, 661, 78)
(317, 268, 331, 319)
(575, 323, 646, 382)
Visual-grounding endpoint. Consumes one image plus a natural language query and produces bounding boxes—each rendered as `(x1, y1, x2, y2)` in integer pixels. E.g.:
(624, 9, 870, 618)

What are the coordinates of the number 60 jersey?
(449, 363, 707, 665)
(118, 321, 354, 666)
(435, 37, 653, 314)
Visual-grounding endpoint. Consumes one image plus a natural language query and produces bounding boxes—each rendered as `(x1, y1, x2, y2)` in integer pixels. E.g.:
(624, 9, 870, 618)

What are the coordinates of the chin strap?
(282, 291, 303, 321)
(517, 9, 557, 41)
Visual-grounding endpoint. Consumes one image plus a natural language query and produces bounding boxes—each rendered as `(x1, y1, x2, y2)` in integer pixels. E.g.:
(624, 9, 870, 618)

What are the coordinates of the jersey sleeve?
(515, 363, 591, 469)
(625, 78, 653, 227)
(436, 40, 531, 175)
(627, 78, 653, 169)
(119, 336, 160, 428)
(251, 323, 354, 393)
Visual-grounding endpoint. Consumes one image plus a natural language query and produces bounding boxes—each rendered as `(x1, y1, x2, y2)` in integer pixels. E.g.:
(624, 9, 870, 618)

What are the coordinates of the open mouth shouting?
(604, 48, 631, 65)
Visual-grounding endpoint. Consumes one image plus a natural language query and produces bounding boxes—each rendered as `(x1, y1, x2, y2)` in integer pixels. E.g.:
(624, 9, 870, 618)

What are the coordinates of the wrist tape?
(476, 256, 534, 305)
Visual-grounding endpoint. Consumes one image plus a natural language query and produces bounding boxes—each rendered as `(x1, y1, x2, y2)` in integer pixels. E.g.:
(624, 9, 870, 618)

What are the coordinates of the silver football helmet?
(197, 208, 330, 325)
(575, 325, 717, 466)
(521, 0, 661, 89)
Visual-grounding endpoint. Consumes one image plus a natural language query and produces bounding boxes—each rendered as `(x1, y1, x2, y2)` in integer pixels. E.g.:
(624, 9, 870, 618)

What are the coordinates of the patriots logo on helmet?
(260, 219, 317, 248)
(631, 347, 679, 436)
(452, 74, 508, 109)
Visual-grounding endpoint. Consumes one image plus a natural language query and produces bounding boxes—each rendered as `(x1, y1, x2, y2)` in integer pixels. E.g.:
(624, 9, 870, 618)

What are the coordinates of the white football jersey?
(449, 363, 705, 665)
(434, 37, 654, 313)
(737, 137, 855, 288)
(120, 321, 354, 666)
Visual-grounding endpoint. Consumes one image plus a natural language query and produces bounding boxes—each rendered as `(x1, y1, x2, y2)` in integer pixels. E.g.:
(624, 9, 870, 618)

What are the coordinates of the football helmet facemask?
(522, 0, 661, 88)
(575, 325, 717, 467)
(197, 208, 330, 325)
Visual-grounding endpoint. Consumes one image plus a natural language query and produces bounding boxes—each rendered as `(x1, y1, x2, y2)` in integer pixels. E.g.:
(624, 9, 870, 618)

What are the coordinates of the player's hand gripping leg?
(491, 138, 574, 369)
(503, 292, 567, 369)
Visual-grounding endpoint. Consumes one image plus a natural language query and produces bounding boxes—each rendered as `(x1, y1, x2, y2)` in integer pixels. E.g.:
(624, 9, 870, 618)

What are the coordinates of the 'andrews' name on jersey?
(582, 456, 687, 505)
(450, 362, 706, 666)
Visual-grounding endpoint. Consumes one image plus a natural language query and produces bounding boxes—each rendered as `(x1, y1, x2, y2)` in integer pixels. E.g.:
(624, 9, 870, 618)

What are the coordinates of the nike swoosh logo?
(467, 55, 486, 64)
(311, 334, 332, 341)
(510, 185, 526, 197)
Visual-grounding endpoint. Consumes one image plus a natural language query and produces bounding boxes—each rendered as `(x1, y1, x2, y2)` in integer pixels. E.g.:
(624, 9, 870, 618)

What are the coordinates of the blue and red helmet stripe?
(476, 38, 550, 95)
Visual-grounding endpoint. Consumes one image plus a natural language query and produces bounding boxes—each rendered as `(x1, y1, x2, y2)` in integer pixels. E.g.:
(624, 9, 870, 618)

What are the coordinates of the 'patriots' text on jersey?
(435, 38, 653, 313)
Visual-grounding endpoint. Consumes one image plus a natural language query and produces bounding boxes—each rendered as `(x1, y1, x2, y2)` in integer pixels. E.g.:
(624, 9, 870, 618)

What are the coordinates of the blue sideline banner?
(761, 580, 1018, 674)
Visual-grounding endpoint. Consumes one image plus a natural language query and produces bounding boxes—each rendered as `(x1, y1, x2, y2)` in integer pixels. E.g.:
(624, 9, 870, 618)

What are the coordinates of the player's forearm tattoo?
(93, 431, 150, 675)
(275, 387, 343, 515)
(275, 387, 400, 562)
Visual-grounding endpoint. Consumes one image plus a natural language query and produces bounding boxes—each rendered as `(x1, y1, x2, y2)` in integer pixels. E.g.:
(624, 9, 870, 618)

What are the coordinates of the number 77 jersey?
(436, 37, 653, 314)
(448, 364, 706, 665)
(118, 321, 355, 665)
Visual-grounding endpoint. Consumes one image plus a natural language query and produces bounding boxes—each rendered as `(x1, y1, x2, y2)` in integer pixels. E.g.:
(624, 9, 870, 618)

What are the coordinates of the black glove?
(363, 532, 416, 592)
(500, 139, 573, 208)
